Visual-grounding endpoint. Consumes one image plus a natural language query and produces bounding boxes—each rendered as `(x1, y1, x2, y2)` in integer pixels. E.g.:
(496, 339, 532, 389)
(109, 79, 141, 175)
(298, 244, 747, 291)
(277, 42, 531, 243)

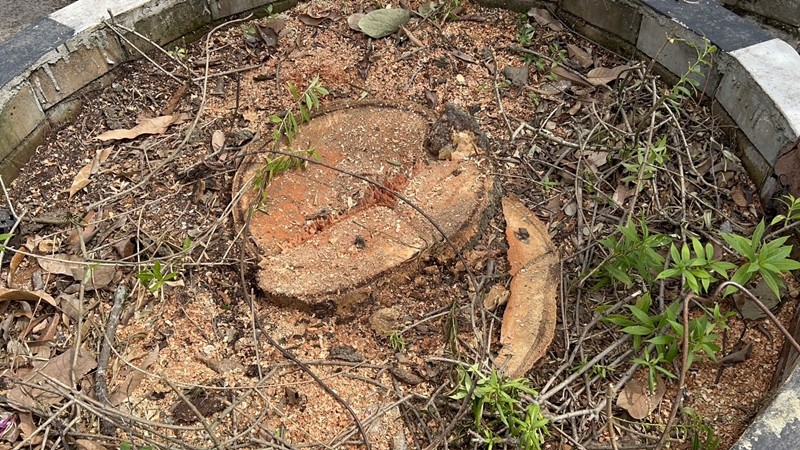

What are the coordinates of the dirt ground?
(1, 1, 798, 449)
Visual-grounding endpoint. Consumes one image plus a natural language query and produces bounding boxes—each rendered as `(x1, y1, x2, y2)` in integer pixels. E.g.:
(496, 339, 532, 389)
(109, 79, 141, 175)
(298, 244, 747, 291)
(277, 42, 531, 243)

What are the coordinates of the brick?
(0, 82, 45, 162)
(637, 15, 721, 94)
(29, 30, 126, 109)
(114, 0, 212, 56)
(561, 0, 641, 44)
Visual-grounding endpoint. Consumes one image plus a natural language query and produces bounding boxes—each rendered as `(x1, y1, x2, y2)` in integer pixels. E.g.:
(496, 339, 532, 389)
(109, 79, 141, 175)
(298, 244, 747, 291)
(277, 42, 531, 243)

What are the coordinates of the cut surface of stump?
(233, 101, 497, 308)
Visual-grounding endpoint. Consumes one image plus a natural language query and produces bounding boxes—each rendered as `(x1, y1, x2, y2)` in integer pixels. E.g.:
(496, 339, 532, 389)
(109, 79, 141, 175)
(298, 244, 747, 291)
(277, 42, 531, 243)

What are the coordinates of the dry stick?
(89, 13, 254, 210)
(95, 284, 128, 436)
(489, 48, 514, 137)
(606, 384, 619, 450)
(540, 335, 630, 403)
(103, 21, 185, 84)
(10, 400, 76, 450)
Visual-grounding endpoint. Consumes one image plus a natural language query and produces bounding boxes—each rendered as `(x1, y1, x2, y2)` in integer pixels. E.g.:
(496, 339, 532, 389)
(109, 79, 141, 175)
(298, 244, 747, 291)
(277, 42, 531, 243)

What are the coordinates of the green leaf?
(629, 305, 655, 328)
(621, 325, 653, 336)
(358, 8, 410, 39)
(722, 233, 754, 260)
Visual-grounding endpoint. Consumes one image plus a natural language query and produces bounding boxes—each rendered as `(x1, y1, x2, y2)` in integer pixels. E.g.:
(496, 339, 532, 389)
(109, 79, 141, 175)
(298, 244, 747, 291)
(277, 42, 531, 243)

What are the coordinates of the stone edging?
(0, 0, 292, 181)
(0, 0, 798, 448)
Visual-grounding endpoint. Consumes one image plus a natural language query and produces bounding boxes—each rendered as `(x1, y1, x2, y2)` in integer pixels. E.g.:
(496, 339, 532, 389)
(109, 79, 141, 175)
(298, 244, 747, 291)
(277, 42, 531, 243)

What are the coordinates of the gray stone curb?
(0, 0, 799, 448)
(0, 0, 291, 180)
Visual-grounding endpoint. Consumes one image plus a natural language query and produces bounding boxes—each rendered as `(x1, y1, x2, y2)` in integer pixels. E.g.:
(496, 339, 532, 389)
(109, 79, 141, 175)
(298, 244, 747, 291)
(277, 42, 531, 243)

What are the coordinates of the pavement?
(0, 0, 75, 43)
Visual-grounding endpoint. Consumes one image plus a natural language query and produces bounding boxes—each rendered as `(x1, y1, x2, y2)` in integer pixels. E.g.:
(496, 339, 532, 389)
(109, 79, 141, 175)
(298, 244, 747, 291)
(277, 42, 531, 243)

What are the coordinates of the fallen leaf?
(211, 130, 225, 152)
(75, 440, 108, 450)
(8, 348, 97, 409)
(298, 13, 327, 27)
(483, 284, 509, 310)
(612, 183, 635, 207)
(369, 307, 401, 337)
(95, 115, 176, 141)
(0, 288, 57, 307)
(550, 65, 593, 87)
(17, 412, 39, 445)
(734, 279, 782, 320)
(496, 196, 558, 378)
(567, 43, 592, 68)
(617, 377, 665, 419)
(358, 8, 410, 39)
(527, 7, 564, 31)
(66, 211, 97, 249)
(502, 65, 529, 86)
(36, 254, 115, 290)
(69, 148, 111, 198)
(719, 341, 752, 365)
(731, 183, 748, 207)
(255, 24, 279, 49)
(347, 13, 365, 31)
(587, 65, 633, 86)
(110, 346, 160, 407)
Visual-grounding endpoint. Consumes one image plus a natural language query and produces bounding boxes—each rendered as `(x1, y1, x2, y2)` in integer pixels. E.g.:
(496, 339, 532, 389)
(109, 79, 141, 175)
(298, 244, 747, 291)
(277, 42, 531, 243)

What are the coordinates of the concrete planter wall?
(1, 0, 799, 448)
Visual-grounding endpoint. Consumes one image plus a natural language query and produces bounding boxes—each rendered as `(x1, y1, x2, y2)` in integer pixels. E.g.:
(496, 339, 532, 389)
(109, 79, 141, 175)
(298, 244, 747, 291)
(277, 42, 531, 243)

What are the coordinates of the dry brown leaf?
(298, 13, 326, 26)
(17, 412, 39, 445)
(66, 211, 97, 249)
(75, 440, 108, 450)
(613, 183, 635, 207)
(69, 146, 110, 197)
(211, 130, 225, 152)
(37, 253, 84, 277)
(567, 43, 592, 68)
(527, 7, 563, 31)
(8, 348, 97, 409)
(617, 377, 665, 419)
(483, 284, 509, 310)
(496, 196, 558, 378)
(587, 65, 633, 86)
(95, 115, 176, 142)
(110, 346, 160, 407)
(0, 288, 57, 307)
(550, 65, 592, 87)
(731, 183, 748, 207)
(36, 254, 115, 290)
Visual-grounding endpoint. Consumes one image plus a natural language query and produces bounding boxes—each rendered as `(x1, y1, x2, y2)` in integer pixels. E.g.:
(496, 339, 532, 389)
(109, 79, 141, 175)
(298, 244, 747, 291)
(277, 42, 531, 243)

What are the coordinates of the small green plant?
(604, 293, 730, 391)
(770, 194, 800, 228)
(664, 37, 717, 107)
(516, 16, 535, 47)
(657, 237, 736, 294)
(721, 220, 800, 297)
(596, 219, 671, 288)
(622, 136, 668, 185)
(451, 364, 548, 450)
(680, 407, 721, 450)
(167, 46, 187, 60)
(0, 232, 13, 253)
(389, 331, 407, 352)
(253, 148, 319, 205)
(269, 75, 328, 146)
(253, 76, 328, 205)
(120, 442, 153, 450)
(547, 43, 567, 65)
(137, 261, 178, 294)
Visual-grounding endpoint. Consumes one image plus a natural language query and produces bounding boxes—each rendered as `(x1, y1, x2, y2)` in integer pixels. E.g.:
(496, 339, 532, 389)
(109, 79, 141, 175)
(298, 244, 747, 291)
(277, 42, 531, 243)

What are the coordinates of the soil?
(0, 1, 797, 450)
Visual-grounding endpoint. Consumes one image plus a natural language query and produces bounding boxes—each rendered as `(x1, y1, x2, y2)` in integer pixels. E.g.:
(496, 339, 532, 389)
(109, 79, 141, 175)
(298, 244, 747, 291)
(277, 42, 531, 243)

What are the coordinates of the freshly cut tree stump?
(233, 101, 498, 309)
